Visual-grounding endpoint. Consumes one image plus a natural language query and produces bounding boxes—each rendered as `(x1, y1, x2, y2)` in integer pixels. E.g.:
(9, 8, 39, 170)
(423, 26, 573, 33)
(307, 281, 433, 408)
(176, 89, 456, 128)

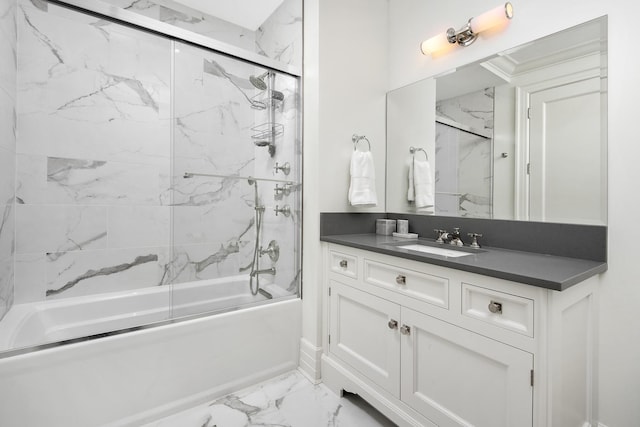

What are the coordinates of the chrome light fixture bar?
(421, 2, 514, 56)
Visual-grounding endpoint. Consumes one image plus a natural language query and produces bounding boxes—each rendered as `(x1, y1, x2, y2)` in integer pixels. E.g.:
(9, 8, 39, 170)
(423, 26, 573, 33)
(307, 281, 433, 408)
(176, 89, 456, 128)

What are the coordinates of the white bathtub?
(0, 279, 301, 427)
(0, 275, 293, 351)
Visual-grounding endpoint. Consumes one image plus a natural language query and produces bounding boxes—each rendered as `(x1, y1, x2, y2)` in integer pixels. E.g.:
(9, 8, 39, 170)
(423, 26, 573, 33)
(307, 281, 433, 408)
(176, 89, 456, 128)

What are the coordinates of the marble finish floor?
(143, 370, 397, 427)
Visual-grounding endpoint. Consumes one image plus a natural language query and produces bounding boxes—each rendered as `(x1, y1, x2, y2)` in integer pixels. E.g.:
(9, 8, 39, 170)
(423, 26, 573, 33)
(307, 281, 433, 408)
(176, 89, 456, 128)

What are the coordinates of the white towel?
(348, 151, 378, 206)
(408, 157, 434, 210)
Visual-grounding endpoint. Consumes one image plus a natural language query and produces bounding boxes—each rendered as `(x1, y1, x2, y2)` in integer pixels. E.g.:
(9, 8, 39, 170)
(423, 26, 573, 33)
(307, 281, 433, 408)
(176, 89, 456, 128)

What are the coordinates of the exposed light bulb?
(420, 32, 450, 56)
(470, 2, 513, 34)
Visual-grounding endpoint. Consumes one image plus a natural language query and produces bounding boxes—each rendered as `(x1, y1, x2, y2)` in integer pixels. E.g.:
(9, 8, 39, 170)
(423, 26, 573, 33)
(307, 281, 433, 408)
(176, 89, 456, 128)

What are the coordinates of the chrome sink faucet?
(448, 227, 464, 247)
(434, 228, 464, 246)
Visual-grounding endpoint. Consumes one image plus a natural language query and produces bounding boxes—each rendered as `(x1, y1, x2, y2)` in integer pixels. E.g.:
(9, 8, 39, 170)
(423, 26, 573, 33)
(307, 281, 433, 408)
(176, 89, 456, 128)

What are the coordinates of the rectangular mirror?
(387, 17, 607, 225)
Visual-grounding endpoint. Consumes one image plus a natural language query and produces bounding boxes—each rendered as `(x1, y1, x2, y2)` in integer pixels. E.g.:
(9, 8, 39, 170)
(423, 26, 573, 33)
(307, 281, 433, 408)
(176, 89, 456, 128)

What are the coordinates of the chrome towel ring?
(352, 134, 371, 151)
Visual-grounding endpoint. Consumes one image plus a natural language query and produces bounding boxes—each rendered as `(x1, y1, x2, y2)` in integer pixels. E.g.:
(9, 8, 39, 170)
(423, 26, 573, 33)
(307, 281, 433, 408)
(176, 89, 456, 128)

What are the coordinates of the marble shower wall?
(101, 0, 303, 69)
(12, 0, 301, 305)
(14, 0, 172, 301)
(0, 0, 16, 320)
(170, 43, 301, 295)
(435, 89, 494, 218)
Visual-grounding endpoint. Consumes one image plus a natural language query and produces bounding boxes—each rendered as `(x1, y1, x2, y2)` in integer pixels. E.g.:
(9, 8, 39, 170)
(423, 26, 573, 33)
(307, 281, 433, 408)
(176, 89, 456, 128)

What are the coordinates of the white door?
(328, 280, 401, 397)
(400, 307, 533, 427)
(528, 77, 604, 224)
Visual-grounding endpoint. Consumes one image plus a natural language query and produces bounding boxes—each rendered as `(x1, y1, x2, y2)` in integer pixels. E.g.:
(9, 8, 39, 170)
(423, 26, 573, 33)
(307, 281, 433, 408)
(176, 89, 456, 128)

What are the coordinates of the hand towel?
(408, 157, 434, 209)
(348, 151, 378, 206)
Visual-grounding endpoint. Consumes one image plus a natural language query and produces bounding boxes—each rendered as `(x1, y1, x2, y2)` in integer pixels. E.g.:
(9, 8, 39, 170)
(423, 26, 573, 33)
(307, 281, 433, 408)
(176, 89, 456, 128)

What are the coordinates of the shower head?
(249, 72, 269, 91)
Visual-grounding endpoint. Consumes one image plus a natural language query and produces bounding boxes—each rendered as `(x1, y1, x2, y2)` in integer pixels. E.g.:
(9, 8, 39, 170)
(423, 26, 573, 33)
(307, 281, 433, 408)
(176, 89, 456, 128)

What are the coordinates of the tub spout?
(251, 267, 276, 277)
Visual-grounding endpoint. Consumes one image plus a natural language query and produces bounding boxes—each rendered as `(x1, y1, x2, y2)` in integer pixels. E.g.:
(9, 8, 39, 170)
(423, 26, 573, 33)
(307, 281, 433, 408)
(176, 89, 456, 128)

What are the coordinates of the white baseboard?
(298, 337, 323, 383)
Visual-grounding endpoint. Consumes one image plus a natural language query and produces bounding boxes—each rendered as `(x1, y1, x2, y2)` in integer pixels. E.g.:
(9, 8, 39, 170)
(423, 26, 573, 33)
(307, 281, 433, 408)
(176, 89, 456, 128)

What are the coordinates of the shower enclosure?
(435, 88, 494, 218)
(0, 0, 301, 354)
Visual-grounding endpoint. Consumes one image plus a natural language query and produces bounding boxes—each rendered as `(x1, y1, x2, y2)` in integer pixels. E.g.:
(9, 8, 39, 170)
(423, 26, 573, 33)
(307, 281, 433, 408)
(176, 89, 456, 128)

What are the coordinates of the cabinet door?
(401, 307, 533, 427)
(329, 280, 401, 397)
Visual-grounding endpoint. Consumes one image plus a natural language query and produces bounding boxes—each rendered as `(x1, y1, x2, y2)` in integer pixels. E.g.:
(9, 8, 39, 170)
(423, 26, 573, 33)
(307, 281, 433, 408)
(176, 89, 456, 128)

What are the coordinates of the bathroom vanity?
(320, 231, 605, 427)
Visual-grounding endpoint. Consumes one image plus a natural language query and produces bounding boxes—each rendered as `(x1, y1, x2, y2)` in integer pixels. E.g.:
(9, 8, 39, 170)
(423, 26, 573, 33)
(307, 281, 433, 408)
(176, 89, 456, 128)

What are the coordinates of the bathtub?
(0, 278, 301, 427)
(0, 275, 293, 351)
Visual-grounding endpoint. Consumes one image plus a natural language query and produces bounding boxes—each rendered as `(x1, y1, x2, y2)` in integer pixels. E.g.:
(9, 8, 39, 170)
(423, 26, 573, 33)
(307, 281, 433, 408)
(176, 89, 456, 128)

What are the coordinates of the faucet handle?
(467, 233, 483, 249)
(434, 229, 446, 243)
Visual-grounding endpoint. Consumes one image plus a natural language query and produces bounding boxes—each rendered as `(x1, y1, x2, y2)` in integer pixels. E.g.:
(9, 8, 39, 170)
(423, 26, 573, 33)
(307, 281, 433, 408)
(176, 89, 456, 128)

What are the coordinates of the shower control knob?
(274, 184, 291, 197)
(274, 162, 291, 176)
(274, 204, 291, 217)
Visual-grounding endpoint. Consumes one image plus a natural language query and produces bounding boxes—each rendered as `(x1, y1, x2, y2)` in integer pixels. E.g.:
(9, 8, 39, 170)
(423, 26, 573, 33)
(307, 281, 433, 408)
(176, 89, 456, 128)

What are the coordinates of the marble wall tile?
(168, 242, 253, 285)
(14, 252, 45, 303)
(45, 246, 171, 299)
(0, 145, 15, 204)
(0, 203, 13, 261)
(257, 0, 303, 68)
(15, 204, 107, 255)
(108, 206, 171, 248)
(436, 88, 495, 134)
(0, 89, 16, 153)
(0, 257, 13, 318)
(0, 0, 16, 101)
(17, 0, 171, 165)
(0, 0, 16, 321)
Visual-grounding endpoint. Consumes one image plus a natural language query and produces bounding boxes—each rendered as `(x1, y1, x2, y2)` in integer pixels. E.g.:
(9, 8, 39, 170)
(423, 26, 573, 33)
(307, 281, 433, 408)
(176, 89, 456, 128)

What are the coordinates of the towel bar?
(352, 134, 371, 151)
(410, 146, 429, 160)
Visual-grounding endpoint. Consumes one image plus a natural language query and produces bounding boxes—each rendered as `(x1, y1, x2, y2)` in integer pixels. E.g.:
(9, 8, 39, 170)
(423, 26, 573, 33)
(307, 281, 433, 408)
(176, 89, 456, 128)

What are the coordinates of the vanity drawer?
(329, 250, 358, 280)
(461, 283, 534, 337)
(364, 259, 448, 309)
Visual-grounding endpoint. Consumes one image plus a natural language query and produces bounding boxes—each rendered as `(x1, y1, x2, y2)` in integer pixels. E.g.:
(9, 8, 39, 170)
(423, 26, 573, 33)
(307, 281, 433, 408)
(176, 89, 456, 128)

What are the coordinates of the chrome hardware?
(488, 300, 503, 314)
(400, 325, 411, 335)
(434, 229, 447, 244)
(274, 162, 291, 175)
(274, 204, 291, 217)
(449, 227, 464, 247)
(259, 240, 280, 262)
(339, 260, 348, 268)
(467, 233, 483, 249)
(274, 183, 291, 197)
(388, 319, 399, 330)
(352, 134, 371, 152)
(501, 152, 509, 158)
(396, 274, 407, 285)
(251, 267, 276, 277)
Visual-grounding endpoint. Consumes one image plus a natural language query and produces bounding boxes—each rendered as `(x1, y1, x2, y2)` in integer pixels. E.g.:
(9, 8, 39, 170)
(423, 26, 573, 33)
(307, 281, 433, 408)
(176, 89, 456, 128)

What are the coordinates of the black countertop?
(321, 233, 607, 291)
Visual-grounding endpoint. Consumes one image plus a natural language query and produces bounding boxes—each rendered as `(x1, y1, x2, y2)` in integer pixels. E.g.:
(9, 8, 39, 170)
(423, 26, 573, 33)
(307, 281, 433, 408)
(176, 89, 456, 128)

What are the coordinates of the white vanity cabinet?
(322, 243, 598, 427)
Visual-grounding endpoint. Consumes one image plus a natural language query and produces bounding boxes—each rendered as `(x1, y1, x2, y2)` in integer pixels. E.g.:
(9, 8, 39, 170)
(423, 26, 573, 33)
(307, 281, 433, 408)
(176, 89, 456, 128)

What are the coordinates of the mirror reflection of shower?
(249, 70, 284, 157)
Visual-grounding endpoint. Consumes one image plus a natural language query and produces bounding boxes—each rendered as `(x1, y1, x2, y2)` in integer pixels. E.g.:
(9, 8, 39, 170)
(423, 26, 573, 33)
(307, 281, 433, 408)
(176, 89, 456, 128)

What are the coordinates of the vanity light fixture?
(420, 2, 514, 56)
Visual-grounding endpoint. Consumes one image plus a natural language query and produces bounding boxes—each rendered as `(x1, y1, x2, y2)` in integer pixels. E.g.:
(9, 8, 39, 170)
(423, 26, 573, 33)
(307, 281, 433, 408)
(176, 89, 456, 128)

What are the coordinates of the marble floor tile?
(143, 370, 397, 427)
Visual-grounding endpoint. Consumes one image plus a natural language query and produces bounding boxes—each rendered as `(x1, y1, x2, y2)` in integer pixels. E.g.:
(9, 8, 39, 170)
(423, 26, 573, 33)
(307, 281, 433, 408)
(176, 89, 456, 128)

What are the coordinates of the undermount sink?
(393, 243, 477, 258)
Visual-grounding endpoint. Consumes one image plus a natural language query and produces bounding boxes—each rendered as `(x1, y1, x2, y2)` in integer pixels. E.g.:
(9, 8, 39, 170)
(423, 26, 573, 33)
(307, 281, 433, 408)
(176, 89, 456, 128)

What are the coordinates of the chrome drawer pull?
(388, 319, 398, 330)
(400, 325, 411, 335)
(396, 274, 407, 285)
(339, 260, 348, 268)
(488, 300, 503, 314)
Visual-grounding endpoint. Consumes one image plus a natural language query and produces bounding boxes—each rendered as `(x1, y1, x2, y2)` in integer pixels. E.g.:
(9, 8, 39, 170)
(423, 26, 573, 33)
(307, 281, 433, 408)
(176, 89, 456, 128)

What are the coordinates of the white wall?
(300, 0, 388, 381)
(305, 0, 640, 424)
(317, 0, 388, 213)
(387, 1, 640, 426)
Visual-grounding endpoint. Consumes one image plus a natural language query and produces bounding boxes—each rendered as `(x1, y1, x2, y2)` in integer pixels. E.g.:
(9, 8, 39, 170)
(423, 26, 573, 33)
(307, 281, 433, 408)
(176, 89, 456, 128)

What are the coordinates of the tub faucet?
(251, 267, 276, 277)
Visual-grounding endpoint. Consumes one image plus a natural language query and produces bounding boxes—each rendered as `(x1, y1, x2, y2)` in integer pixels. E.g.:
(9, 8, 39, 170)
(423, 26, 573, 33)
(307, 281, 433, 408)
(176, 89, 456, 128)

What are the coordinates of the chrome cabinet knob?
(396, 274, 407, 285)
(339, 260, 348, 268)
(488, 300, 503, 314)
(400, 325, 411, 335)
(388, 319, 398, 330)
